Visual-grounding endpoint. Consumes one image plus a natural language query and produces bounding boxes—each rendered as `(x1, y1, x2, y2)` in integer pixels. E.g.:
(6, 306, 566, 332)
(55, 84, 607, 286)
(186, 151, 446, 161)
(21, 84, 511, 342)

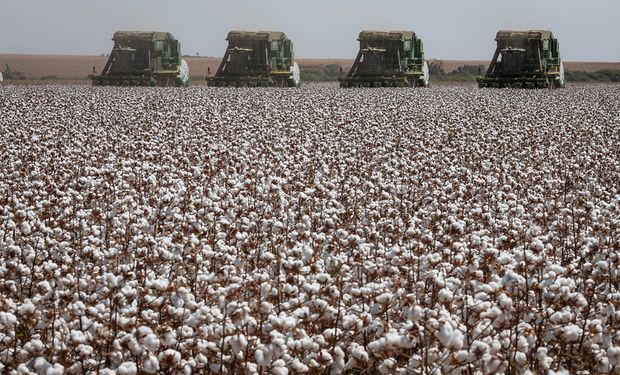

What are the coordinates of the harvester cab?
(207, 31, 300, 87)
(339, 30, 429, 88)
(478, 30, 565, 89)
(91, 31, 189, 87)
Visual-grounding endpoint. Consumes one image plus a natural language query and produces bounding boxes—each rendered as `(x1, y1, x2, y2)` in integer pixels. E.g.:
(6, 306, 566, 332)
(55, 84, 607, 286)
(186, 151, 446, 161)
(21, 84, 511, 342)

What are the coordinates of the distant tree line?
(427, 61, 486, 82)
(564, 70, 620, 82)
(301, 64, 342, 81)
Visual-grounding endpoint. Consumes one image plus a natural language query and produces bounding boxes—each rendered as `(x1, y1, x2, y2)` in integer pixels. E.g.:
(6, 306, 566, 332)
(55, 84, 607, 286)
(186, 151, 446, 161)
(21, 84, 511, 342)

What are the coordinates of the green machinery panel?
(478, 30, 565, 89)
(339, 30, 429, 88)
(207, 31, 300, 87)
(91, 31, 189, 87)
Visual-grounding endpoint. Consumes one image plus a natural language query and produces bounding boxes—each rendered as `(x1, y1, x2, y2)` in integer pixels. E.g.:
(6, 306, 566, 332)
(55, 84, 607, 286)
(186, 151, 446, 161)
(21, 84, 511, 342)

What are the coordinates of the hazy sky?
(2, 0, 619, 61)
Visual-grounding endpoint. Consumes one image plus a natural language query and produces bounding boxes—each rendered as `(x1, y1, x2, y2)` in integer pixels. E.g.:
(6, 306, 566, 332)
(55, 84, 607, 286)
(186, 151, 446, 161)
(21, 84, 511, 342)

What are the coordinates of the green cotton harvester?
(478, 30, 565, 89)
(207, 31, 300, 87)
(91, 31, 189, 87)
(339, 30, 429, 88)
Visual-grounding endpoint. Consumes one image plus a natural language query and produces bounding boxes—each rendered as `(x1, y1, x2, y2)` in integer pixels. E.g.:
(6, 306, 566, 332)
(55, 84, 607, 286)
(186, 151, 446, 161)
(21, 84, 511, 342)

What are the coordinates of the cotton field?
(0, 84, 619, 374)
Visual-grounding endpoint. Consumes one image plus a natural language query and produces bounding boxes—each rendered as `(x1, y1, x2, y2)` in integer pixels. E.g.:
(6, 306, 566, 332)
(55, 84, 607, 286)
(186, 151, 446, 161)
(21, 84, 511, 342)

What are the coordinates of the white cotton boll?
(21, 221, 31, 235)
(162, 331, 177, 346)
(563, 325, 582, 342)
(16, 364, 33, 374)
(137, 326, 153, 337)
(272, 360, 288, 375)
(497, 293, 512, 309)
(480, 307, 502, 319)
(448, 329, 464, 350)
(181, 325, 194, 337)
(378, 358, 396, 374)
(536, 347, 553, 369)
(608, 346, 620, 366)
(351, 346, 369, 362)
(438, 288, 453, 303)
(470, 340, 489, 357)
(406, 306, 423, 322)
(25, 339, 44, 354)
(229, 334, 248, 354)
(195, 353, 209, 368)
(406, 227, 415, 237)
(142, 333, 160, 352)
(470, 234, 481, 246)
(332, 346, 345, 370)
(45, 364, 65, 375)
(255, 348, 270, 367)
(318, 349, 333, 365)
(33, 357, 52, 372)
(0, 312, 17, 328)
(143, 355, 160, 374)
(367, 338, 386, 353)
(158, 349, 181, 365)
(455, 350, 472, 362)
(117, 362, 138, 375)
(375, 292, 393, 304)
(302, 246, 313, 261)
(290, 358, 309, 372)
(435, 321, 453, 347)
(18, 300, 35, 315)
(70, 330, 86, 344)
(76, 344, 94, 356)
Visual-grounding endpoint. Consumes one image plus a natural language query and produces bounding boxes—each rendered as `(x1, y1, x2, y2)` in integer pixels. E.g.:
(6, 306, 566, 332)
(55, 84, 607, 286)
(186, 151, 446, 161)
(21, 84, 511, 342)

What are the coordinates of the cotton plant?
(0, 84, 618, 374)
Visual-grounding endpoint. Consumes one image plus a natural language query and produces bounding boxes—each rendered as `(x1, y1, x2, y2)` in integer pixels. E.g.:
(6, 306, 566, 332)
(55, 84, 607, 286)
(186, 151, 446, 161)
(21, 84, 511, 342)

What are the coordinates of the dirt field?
(1, 54, 618, 80)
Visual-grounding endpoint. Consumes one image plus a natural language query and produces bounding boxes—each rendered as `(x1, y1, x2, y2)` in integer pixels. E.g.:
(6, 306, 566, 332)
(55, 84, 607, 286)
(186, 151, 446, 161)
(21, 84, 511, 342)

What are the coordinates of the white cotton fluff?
(162, 331, 177, 346)
(255, 348, 270, 367)
(45, 364, 65, 375)
(497, 293, 513, 309)
(406, 306, 423, 322)
(33, 357, 52, 372)
(143, 355, 160, 374)
(76, 344, 94, 356)
(351, 345, 369, 362)
(290, 358, 309, 372)
(536, 347, 553, 369)
(272, 359, 288, 375)
(18, 300, 35, 315)
(438, 288, 453, 303)
(375, 292, 393, 304)
(435, 321, 453, 347)
(158, 349, 181, 365)
(16, 364, 32, 374)
(70, 330, 86, 344)
(563, 325, 582, 342)
(455, 350, 472, 362)
(333, 346, 346, 370)
(609, 346, 620, 366)
(21, 221, 31, 235)
(229, 334, 248, 354)
(548, 370, 570, 375)
(0, 312, 17, 328)
(378, 358, 396, 374)
(449, 329, 464, 350)
(435, 322, 464, 350)
(142, 333, 160, 352)
(117, 362, 138, 375)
